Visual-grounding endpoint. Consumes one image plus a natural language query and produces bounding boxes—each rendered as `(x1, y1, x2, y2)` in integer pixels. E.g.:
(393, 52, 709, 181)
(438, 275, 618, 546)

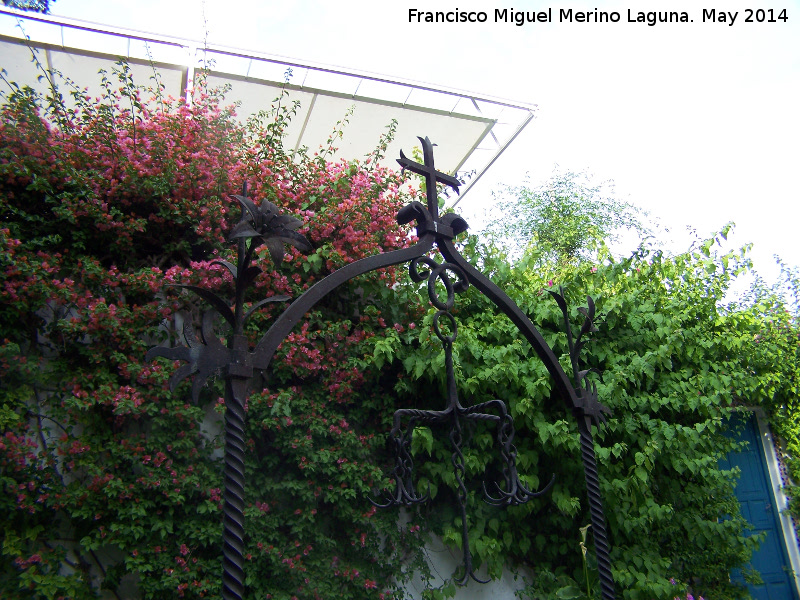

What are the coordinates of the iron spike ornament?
(147, 138, 616, 600)
(549, 287, 615, 600)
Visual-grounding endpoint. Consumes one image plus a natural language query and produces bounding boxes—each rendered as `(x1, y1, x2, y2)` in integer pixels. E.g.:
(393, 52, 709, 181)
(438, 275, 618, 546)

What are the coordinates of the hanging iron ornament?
(370, 254, 556, 585)
(146, 137, 616, 600)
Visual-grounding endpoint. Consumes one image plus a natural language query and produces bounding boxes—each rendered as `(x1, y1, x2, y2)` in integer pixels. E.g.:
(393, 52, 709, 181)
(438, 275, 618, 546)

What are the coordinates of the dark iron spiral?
(578, 419, 615, 600)
(222, 377, 248, 600)
(371, 414, 430, 507)
(462, 399, 556, 506)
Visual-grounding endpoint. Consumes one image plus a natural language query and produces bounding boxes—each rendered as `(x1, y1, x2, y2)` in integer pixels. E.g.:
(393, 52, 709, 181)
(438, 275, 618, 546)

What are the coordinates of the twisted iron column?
(221, 337, 251, 600)
(578, 416, 615, 600)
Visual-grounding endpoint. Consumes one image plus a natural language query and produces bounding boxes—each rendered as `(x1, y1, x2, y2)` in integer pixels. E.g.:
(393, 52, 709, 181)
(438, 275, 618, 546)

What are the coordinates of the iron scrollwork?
(147, 137, 616, 600)
(371, 256, 555, 584)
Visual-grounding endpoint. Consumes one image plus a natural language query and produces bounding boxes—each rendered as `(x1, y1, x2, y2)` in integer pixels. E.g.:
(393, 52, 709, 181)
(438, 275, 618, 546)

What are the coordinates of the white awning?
(0, 8, 535, 201)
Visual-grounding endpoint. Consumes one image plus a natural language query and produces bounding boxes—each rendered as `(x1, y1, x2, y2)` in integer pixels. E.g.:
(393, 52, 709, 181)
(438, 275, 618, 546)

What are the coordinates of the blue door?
(722, 412, 799, 600)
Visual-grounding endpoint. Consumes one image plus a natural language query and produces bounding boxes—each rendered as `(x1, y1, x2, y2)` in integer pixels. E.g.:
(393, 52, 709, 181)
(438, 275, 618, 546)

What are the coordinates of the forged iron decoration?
(147, 137, 615, 600)
(146, 188, 311, 600)
(369, 254, 556, 585)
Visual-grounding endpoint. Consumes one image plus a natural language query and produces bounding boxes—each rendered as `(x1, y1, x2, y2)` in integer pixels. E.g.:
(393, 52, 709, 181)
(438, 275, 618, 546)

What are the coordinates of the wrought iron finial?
(397, 135, 461, 217)
(145, 188, 310, 399)
(146, 185, 311, 600)
(547, 286, 611, 428)
(228, 194, 312, 266)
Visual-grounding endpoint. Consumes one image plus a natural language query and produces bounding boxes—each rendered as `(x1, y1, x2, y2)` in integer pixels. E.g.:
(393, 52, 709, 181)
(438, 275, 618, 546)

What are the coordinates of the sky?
(38, 0, 800, 286)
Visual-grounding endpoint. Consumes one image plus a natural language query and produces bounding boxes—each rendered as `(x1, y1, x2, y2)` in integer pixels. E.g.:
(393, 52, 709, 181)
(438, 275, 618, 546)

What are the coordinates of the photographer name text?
(407, 8, 789, 26)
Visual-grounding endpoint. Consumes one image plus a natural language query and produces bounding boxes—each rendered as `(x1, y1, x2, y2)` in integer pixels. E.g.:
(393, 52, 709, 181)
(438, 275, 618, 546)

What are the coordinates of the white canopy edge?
(0, 7, 536, 202)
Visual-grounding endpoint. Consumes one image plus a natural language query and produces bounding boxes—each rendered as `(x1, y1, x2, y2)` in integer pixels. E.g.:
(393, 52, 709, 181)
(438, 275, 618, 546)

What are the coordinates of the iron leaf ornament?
(548, 287, 611, 426)
(146, 191, 310, 401)
(228, 194, 312, 265)
(146, 308, 230, 403)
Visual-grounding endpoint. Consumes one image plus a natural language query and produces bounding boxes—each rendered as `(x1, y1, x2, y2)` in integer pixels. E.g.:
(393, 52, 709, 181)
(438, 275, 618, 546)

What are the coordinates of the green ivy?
(377, 230, 790, 600)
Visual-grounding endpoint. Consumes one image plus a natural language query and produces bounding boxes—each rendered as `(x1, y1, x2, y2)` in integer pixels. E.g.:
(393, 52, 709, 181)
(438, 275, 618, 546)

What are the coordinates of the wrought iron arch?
(147, 136, 615, 600)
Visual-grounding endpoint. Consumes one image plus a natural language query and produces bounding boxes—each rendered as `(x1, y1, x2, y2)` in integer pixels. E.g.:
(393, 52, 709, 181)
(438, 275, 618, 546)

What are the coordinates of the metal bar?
(578, 418, 615, 600)
(0, 6, 190, 49)
(253, 234, 435, 369)
(450, 110, 536, 207)
(293, 92, 317, 156)
(438, 236, 579, 410)
(0, 8, 536, 111)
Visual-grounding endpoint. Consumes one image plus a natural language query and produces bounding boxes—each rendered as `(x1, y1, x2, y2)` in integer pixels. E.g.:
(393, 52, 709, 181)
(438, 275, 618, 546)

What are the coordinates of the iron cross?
(397, 136, 461, 218)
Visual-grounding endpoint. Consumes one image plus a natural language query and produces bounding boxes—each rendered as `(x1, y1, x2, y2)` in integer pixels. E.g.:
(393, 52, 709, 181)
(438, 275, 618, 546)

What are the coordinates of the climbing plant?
(0, 61, 426, 599)
(734, 261, 800, 520)
(372, 228, 791, 600)
(483, 169, 649, 265)
(2, 54, 798, 600)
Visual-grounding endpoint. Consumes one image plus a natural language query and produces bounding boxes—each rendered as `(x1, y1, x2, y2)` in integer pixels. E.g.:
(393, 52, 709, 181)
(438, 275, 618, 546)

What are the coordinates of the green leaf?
(411, 426, 433, 456)
(556, 585, 585, 599)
